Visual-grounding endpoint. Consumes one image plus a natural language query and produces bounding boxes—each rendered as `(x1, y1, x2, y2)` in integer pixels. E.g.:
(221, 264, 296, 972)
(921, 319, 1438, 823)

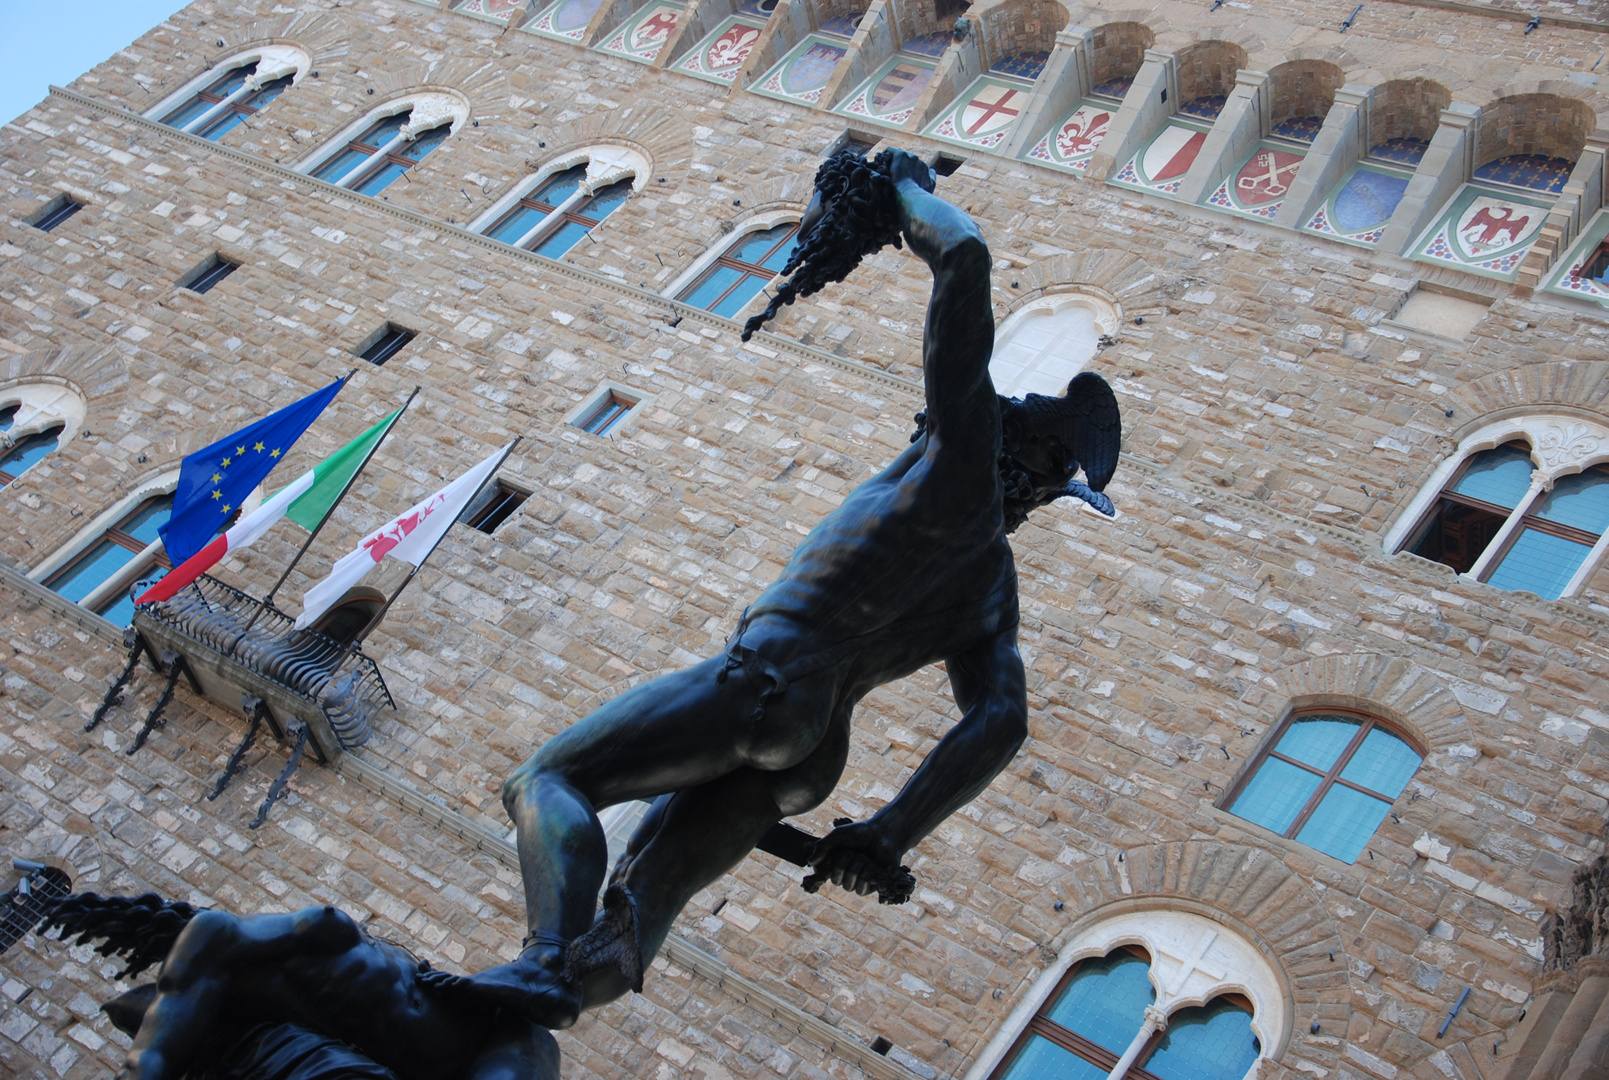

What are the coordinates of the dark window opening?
(1403, 442, 1532, 575)
(1, 864, 73, 956)
(460, 479, 529, 534)
(181, 254, 239, 294)
(33, 194, 82, 232)
(839, 132, 880, 157)
(359, 324, 417, 366)
(931, 153, 964, 177)
(578, 392, 638, 435)
(869, 1037, 894, 1056)
(935, 0, 968, 22)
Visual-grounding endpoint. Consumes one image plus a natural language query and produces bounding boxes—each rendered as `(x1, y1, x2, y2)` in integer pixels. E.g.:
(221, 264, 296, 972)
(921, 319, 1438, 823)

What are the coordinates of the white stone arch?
(990, 290, 1120, 398)
(965, 908, 1285, 1080)
(294, 91, 471, 179)
(145, 44, 313, 124)
(0, 379, 88, 448)
(470, 143, 652, 248)
(662, 208, 802, 310)
(27, 467, 182, 618)
(1384, 412, 1609, 598)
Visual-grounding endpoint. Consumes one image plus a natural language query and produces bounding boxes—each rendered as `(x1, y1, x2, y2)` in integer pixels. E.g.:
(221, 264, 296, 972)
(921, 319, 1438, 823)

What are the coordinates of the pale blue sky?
(1, 0, 186, 123)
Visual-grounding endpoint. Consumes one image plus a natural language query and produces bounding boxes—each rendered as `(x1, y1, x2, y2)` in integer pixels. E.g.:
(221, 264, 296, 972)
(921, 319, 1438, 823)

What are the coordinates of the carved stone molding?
(1532, 418, 1609, 475)
(401, 92, 467, 138)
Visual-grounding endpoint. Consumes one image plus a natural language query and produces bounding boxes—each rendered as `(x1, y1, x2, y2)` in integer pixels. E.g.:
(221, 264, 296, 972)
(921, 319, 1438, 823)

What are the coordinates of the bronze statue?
(40, 148, 1118, 1079)
(468, 147, 1121, 1029)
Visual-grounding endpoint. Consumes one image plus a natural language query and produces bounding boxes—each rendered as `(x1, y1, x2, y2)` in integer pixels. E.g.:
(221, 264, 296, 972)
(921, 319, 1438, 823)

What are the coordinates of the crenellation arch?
(1369, 76, 1451, 152)
(968, 0, 1070, 69)
(1475, 90, 1596, 181)
(1087, 19, 1153, 95)
(1266, 58, 1344, 134)
(1172, 39, 1248, 113)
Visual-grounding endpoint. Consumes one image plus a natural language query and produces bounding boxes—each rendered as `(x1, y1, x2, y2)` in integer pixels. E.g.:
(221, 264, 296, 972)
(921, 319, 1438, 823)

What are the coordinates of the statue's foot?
(465, 941, 582, 1030)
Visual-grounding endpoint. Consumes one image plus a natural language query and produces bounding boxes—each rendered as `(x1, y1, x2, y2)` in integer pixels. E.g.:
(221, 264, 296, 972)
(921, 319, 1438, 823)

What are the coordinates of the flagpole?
(256, 382, 419, 615)
(352, 435, 522, 646)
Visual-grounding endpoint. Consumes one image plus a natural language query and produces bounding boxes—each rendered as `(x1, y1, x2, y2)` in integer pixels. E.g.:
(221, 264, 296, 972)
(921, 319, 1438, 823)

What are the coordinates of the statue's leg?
(576, 706, 852, 1010)
(474, 653, 838, 1025)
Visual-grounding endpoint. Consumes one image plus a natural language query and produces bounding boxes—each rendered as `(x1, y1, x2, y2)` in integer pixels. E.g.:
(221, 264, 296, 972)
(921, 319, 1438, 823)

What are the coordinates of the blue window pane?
(1145, 999, 1260, 1080)
(312, 147, 372, 183)
(206, 63, 257, 99)
(122, 499, 173, 546)
(246, 77, 292, 109)
(353, 160, 411, 196)
(711, 275, 767, 319)
(583, 180, 633, 221)
(1451, 446, 1533, 509)
(732, 224, 794, 264)
(162, 97, 218, 130)
(197, 110, 247, 141)
(357, 112, 410, 149)
(98, 590, 140, 628)
(761, 234, 800, 271)
(399, 126, 449, 161)
(1339, 728, 1421, 798)
(1486, 528, 1591, 600)
(682, 265, 744, 309)
(50, 542, 138, 605)
(0, 427, 61, 479)
(534, 220, 591, 258)
(1275, 716, 1360, 770)
(486, 204, 548, 245)
(1043, 951, 1153, 1054)
(534, 167, 587, 206)
(998, 1035, 1109, 1080)
(1532, 470, 1609, 535)
(1228, 757, 1321, 836)
(1294, 784, 1392, 863)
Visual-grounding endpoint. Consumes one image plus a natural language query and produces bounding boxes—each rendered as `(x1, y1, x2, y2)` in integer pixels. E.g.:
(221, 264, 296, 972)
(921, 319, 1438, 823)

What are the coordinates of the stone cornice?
(43, 85, 921, 397)
(0, 560, 123, 645)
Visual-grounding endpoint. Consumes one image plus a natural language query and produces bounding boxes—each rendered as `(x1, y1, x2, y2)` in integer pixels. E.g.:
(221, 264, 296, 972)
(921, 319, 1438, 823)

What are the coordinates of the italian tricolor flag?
(135, 409, 401, 605)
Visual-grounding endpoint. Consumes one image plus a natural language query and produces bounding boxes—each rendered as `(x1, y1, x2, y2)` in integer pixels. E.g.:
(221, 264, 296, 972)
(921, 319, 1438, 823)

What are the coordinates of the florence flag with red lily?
(136, 409, 403, 605)
(292, 441, 513, 630)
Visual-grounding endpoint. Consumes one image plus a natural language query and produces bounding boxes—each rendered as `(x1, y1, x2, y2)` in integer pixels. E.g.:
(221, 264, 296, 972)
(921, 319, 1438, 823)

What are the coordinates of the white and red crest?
(1140, 126, 1205, 183)
(1233, 148, 1304, 205)
(631, 9, 680, 48)
(960, 84, 1022, 137)
(704, 24, 762, 70)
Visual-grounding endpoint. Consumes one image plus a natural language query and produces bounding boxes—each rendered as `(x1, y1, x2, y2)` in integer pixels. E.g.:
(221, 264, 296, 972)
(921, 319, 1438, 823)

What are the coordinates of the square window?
(32, 194, 82, 232)
(181, 254, 239, 294)
(358, 323, 417, 366)
(930, 153, 965, 177)
(576, 391, 640, 435)
(835, 131, 880, 157)
(460, 478, 529, 534)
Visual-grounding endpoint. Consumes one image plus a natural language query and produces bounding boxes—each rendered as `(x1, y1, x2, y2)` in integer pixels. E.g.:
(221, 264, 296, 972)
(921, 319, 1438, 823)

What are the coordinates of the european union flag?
(160, 376, 347, 564)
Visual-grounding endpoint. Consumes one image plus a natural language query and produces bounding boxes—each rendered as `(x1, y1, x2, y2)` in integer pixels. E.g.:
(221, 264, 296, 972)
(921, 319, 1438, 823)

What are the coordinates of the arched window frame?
(968, 909, 1286, 1080)
(29, 470, 181, 625)
(1386, 414, 1609, 599)
(1221, 708, 1424, 864)
(666, 210, 802, 320)
(146, 45, 310, 139)
(471, 145, 649, 256)
(0, 381, 87, 487)
(991, 291, 1121, 398)
(297, 93, 468, 193)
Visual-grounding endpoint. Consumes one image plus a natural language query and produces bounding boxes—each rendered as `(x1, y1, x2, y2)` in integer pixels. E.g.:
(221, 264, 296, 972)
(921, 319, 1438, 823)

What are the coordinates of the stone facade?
(3, 0, 1609, 1079)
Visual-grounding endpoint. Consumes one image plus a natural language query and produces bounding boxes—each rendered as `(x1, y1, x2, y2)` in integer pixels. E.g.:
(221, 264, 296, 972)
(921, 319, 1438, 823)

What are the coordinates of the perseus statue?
(45, 148, 1118, 1080)
(469, 147, 1121, 1029)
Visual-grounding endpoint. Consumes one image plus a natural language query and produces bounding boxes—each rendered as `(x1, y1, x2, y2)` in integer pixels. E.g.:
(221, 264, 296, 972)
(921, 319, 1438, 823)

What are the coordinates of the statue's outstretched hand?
(805, 819, 916, 905)
(886, 149, 937, 193)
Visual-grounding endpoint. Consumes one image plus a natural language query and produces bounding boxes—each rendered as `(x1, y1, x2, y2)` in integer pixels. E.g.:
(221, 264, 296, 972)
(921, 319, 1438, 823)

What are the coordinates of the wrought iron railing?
(135, 575, 394, 749)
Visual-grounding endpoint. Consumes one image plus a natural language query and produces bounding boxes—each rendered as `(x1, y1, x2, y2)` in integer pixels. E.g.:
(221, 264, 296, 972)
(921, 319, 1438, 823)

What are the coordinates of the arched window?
(45, 491, 174, 627)
(1392, 417, 1609, 600)
(304, 96, 465, 196)
(150, 46, 307, 142)
(1225, 711, 1421, 864)
(980, 910, 1279, 1080)
(1, 864, 72, 957)
(676, 222, 800, 318)
(990, 296, 1116, 398)
(480, 157, 638, 258)
(0, 381, 86, 486)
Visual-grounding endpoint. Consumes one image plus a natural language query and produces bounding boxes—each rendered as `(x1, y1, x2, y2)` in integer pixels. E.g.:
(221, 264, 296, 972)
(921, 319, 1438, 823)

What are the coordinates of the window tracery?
(37, 475, 178, 628)
(303, 94, 466, 195)
(0, 382, 86, 488)
(476, 147, 646, 256)
(990, 294, 1117, 398)
(150, 45, 308, 141)
(1389, 415, 1609, 600)
(978, 910, 1282, 1080)
(675, 221, 801, 318)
